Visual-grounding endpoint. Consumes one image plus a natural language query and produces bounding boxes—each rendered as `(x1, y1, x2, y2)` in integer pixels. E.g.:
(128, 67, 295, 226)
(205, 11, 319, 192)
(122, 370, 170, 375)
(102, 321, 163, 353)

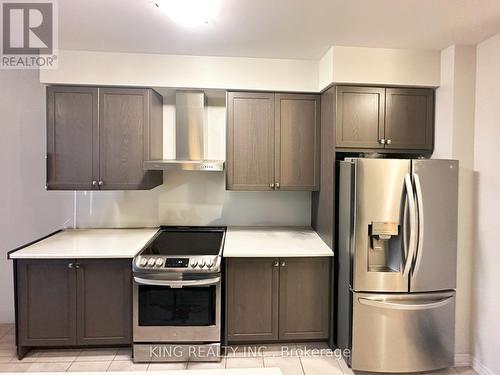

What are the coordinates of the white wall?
(0, 70, 74, 323)
(75, 95, 311, 228)
(40, 47, 441, 92)
(434, 47, 455, 159)
(434, 45, 476, 365)
(318, 47, 334, 90)
(471, 33, 500, 375)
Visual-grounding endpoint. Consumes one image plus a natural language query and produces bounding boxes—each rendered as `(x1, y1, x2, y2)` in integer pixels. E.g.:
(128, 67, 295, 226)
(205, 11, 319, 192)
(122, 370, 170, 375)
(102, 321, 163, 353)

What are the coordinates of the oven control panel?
(165, 258, 189, 268)
(135, 256, 220, 272)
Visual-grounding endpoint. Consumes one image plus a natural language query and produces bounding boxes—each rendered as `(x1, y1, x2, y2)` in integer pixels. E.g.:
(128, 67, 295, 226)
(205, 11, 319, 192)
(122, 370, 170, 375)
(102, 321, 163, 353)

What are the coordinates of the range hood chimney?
(144, 91, 225, 172)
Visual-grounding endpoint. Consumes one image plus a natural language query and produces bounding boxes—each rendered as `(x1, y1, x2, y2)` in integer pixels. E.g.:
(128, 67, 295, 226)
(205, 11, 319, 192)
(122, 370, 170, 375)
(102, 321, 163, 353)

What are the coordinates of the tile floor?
(0, 324, 477, 374)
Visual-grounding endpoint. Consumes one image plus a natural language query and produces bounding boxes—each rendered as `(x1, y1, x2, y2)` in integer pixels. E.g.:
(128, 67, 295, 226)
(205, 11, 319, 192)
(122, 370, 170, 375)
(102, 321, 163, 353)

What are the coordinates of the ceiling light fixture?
(155, 0, 221, 27)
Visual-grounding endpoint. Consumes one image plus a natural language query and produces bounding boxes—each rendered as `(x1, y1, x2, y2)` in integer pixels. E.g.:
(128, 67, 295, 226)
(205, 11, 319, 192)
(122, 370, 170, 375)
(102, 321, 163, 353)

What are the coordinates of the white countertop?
(223, 227, 333, 257)
(9, 228, 159, 259)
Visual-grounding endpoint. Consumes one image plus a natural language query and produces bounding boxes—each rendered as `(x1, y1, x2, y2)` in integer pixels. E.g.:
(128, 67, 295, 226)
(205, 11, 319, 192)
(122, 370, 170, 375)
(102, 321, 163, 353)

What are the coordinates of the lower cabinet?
(278, 258, 330, 340)
(226, 258, 280, 342)
(16, 259, 132, 350)
(225, 257, 330, 343)
(76, 259, 132, 345)
(17, 260, 78, 346)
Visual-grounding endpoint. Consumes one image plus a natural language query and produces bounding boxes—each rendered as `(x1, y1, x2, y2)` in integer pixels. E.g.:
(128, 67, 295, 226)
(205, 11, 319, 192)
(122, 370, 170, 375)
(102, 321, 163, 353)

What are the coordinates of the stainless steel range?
(132, 226, 225, 363)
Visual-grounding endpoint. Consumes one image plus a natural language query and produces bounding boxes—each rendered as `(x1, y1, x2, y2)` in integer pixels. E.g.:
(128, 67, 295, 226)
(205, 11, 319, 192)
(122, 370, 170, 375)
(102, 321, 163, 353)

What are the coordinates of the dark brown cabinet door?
(226, 258, 279, 342)
(76, 259, 132, 345)
(275, 94, 320, 191)
(385, 88, 434, 150)
(226, 92, 275, 190)
(47, 86, 162, 191)
(336, 86, 385, 149)
(17, 260, 77, 346)
(46, 87, 98, 190)
(278, 257, 330, 340)
(98, 88, 162, 190)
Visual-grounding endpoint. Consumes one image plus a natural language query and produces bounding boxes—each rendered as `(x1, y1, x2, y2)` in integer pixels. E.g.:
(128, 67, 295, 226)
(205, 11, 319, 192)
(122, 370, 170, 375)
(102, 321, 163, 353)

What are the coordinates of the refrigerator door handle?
(402, 195, 409, 271)
(358, 295, 454, 311)
(403, 174, 417, 278)
(412, 173, 425, 277)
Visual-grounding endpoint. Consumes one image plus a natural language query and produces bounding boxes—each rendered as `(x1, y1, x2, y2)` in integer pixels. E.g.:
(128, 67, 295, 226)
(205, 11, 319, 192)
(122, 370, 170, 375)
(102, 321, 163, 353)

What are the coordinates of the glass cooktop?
(140, 227, 225, 256)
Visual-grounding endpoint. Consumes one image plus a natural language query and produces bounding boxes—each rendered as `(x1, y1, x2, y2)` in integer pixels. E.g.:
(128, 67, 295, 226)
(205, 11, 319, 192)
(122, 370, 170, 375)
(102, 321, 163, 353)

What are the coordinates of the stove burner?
(141, 228, 224, 256)
(134, 226, 226, 274)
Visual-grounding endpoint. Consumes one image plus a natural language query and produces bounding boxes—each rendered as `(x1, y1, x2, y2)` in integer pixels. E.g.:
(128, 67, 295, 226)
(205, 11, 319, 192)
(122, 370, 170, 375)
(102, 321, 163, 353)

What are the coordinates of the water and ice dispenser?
(368, 221, 402, 273)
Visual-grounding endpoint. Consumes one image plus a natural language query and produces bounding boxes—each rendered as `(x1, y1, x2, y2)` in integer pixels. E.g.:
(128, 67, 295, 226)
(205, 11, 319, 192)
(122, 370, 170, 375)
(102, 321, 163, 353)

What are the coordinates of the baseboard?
(472, 356, 496, 375)
(455, 353, 472, 367)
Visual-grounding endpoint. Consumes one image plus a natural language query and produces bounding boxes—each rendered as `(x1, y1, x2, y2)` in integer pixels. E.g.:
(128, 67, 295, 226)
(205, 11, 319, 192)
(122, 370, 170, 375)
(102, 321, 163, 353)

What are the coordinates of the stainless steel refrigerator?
(337, 158, 458, 373)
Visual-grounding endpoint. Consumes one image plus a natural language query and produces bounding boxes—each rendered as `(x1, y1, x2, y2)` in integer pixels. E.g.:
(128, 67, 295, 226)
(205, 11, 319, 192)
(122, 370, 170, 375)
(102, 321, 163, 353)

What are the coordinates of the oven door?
(133, 273, 221, 343)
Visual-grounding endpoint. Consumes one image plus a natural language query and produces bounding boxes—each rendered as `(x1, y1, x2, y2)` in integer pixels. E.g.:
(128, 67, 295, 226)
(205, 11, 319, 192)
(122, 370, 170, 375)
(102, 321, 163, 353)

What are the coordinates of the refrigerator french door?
(337, 158, 458, 373)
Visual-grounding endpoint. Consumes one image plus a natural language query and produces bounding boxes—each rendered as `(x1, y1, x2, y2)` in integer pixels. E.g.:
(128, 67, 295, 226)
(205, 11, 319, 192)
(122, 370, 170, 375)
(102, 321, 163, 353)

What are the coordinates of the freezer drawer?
(351, 291, 455, 373)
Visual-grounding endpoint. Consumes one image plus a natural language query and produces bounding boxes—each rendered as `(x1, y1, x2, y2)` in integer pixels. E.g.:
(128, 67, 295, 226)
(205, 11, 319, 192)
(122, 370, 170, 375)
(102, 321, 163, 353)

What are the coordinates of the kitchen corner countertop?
(9, 228, 159, 259)
(223, 226, 334, 257)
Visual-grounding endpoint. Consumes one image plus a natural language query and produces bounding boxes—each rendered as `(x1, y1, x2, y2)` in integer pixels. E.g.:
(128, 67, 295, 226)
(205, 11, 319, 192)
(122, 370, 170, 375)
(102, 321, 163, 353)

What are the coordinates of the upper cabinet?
(226, 92, 320, 191)
(46, 86, 163, 190)
(384, 88, 434, 150)
(226, 92, 275, 191)
(335, 86, 434, 152)
(275, 94, 320, 190)
(46, 87, 98, 190)
(336, 86, 385, 149)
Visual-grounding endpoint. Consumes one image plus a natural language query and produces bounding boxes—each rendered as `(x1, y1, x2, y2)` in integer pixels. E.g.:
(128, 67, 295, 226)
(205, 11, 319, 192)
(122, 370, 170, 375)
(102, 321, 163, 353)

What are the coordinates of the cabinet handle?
(92, 180, 97, 187)
(270, 183, 275, 189)
(273, 260, 279, 267)
(386, 139, 392, 145)
(68, 263, 81, 269)
(275, 182, 280, 189)
(379, 139, 386, 145)
(281, 261, 286, 267)
(98, 180, 103, 186)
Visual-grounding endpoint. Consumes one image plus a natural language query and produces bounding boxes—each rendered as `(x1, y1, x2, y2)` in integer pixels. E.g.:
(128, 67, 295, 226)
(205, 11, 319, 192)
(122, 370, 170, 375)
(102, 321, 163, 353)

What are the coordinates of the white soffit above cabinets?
(39, 47, 440, 91)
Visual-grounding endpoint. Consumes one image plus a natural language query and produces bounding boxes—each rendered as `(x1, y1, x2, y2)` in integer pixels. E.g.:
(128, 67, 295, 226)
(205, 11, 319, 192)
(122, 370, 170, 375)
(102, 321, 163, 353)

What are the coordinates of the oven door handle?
(133, 276, 220, 288)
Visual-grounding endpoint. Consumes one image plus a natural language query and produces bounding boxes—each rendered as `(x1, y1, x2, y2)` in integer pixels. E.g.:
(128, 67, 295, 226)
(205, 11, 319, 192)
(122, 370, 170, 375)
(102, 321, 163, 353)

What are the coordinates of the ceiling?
(59, 0, 500, 59)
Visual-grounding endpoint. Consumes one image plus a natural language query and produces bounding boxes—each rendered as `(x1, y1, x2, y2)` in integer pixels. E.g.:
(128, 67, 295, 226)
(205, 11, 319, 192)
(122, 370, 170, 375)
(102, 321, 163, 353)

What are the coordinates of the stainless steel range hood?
(144, 91, 225, 172)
